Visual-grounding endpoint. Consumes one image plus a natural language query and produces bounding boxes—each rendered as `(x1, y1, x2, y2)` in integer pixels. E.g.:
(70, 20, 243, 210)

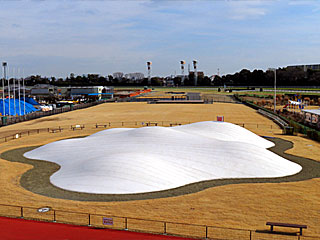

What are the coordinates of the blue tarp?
(0, 99, 39, 116)
(22, 97, 40, 105)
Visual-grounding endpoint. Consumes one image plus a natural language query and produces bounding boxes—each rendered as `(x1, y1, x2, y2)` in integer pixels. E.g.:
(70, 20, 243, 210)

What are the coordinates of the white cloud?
(0, 0, 319, 77)
(227, 0, 268, 20)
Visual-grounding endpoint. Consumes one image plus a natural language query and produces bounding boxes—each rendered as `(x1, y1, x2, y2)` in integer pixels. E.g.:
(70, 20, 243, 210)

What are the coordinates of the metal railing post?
(124, 217, 128, 230)
(20, 207, 23, 218)
(163, 222, 167, 235)
(205, 226, 208, 239)
(88, 214, 91, 226)
(53, 210, 56, 222)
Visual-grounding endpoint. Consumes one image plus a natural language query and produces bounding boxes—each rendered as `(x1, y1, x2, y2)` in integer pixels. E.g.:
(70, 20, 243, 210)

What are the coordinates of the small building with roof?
(301, 109, 320, 129)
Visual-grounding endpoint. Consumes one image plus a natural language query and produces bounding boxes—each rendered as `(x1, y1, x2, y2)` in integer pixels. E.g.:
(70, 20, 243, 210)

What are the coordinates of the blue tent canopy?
(0, 99, 39, 116)
(21, 97, 40, 105)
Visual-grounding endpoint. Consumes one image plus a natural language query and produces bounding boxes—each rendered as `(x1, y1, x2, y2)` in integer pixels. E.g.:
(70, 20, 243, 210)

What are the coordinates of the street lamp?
(268, 68, 277, 113)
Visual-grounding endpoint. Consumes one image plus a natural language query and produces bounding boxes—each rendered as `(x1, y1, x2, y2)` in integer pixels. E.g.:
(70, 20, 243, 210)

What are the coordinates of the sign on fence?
(103, 217, 113, 225)
(217, 116, 224, 122)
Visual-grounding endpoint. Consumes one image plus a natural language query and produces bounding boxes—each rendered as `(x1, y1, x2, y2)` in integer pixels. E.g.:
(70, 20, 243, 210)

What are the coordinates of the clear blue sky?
(0, 0, 319, 78)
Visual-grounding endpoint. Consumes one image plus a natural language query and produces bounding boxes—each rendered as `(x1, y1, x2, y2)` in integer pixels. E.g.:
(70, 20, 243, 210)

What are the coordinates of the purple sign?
(103, 217, 113, 225)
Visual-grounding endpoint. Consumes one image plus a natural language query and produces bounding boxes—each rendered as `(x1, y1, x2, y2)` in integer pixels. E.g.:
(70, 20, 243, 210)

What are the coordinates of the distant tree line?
(21, 67, 320, 87)
(214, 68, 320, 86)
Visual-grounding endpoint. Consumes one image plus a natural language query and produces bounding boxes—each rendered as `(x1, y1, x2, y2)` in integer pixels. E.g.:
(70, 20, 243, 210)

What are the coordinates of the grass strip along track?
(1, 137, 320, 202)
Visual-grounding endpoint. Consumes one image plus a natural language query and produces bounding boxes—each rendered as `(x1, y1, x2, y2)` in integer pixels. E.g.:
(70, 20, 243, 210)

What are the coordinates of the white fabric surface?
(24, 121, 302, 194)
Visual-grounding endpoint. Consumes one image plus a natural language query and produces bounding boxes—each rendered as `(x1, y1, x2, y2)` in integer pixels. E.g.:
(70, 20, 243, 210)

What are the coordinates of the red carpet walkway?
(0, 216, 193, 240)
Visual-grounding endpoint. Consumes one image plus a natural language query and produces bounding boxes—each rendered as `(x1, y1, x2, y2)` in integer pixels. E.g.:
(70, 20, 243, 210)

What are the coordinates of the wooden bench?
(95, 123, 108, 128)
(266, 222, 307, 235)
(50, 127, 63, 133)
(71, 125, 85, 131)
(146, 122, 158, 126)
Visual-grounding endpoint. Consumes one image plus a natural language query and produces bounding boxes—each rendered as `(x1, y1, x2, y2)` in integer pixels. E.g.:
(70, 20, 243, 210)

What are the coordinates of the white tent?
(24, 121, 302, 194)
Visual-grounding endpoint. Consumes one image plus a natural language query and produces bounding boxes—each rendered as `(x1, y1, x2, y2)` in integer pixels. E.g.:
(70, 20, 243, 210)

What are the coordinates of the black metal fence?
(0, 121, 279, 144)
(0, 203, 317, 240)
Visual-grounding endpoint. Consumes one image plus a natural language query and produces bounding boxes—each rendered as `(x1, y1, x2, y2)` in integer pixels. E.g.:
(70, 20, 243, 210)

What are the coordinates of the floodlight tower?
(180, 60, 185, 85)
(193, 60, 198, 86)
(147, 61, 152, 85)
(2, 62, 6, 116)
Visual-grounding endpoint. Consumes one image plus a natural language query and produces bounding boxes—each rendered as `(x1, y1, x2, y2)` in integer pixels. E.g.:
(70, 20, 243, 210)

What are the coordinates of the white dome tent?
(24, 121, 302, 194)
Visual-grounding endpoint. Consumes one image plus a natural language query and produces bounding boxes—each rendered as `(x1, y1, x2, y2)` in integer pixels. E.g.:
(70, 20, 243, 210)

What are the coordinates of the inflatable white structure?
(24, 122, 302, 194)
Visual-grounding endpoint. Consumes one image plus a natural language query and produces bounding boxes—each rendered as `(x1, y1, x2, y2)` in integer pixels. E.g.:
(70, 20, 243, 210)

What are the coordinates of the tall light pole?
(193, 60, 197, 86)
(269, 68, 277, 113)
(7, 66, 11, 116)
(23, 69, 26, 115)
(13, 68, 16, 116)
(147, 61, 152, 85)
(18, 68, 21, 116)
(2, 62, 6, 116)
(180, 60, 185, 86)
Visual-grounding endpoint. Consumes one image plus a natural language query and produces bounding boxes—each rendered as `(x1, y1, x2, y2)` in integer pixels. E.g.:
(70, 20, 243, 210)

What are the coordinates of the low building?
(30, 84, 57, 102)
(302, 109, 320, 129)
(70, 86, 113, 100)
(186, 92, 201, 100)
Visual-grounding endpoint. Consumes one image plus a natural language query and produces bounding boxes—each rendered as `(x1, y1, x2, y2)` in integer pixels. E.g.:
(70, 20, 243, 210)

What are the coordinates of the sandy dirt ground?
(0, 102, 319, 237)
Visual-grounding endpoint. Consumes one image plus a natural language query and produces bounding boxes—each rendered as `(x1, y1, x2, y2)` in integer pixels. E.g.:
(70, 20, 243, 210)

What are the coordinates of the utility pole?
(268, 68, 277, 113)
(18, 68, 21, 115)
(273, 69, 277, 113)
(2, 62, 6, 116)
(13, 68, 16, 116)
(23, 69, 26, 115)
(7, 66, 10, 116)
